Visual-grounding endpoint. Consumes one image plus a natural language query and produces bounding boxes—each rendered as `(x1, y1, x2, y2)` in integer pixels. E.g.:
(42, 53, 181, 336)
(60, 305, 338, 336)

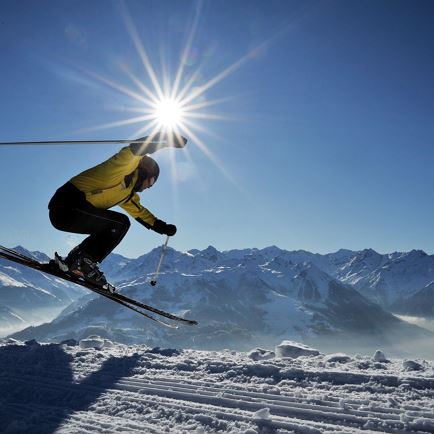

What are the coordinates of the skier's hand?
(131, 133, 187, 155)
(152, 219, 177, 236)
(168, 133, 187, 148)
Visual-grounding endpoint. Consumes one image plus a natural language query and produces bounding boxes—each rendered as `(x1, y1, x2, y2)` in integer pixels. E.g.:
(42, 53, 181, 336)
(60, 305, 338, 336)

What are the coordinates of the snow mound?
(147, 347, 181, 357)
(247, 348, 275, 361)
(324, 353, 352, 363)
(253, 407, 271, 420)
(275, 340, 320, 358)
(79, 335, 106, 350)
(103, 339, 115, 348)
(373, 350, 388, 362)
(402, 360, 424, 371)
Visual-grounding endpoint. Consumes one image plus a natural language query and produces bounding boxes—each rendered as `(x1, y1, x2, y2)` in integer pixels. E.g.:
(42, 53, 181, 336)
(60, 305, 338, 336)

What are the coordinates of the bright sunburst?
(153, 98, 185, 130)
(76, 3, 271, 185)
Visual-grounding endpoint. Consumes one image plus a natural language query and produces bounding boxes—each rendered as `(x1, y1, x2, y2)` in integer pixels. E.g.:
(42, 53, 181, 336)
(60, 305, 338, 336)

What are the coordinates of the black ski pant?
(48, 182, 130, 263)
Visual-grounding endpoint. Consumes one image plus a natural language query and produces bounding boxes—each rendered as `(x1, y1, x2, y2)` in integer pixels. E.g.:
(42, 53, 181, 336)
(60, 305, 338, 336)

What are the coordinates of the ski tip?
(187, 320, 198, 326)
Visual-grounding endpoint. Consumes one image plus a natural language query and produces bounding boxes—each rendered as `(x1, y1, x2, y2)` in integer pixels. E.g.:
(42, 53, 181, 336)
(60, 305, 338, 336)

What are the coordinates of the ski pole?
(150, 236, 170, 286)
(0, 139, 169, 146)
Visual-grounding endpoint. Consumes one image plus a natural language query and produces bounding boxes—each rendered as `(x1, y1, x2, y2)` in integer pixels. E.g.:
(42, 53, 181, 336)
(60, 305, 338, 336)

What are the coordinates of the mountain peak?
(200, 245, 221, 260)
(12, 245, 50, 262)
(187, 248, 200, 256)
(331, 248, 355, 256)
(202, 245, 219, 254)
(408, 249, 428, 257)
(259, 245, 283, 257)
(360, 248, 380, 256)
(13, 245, 30, 254)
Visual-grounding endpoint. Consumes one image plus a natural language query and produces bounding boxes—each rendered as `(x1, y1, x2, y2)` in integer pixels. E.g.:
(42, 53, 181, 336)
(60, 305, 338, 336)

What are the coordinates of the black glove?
(170, 134, 187, 148)
(130, 133, 187, 155)
(152, 219, 177, 236)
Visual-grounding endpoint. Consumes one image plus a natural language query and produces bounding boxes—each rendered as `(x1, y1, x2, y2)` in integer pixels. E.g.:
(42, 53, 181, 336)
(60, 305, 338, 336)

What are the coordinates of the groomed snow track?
(1, 341, 434, 433)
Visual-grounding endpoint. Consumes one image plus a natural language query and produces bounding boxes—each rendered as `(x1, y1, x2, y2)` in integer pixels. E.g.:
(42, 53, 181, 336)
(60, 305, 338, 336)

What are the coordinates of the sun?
(76, 3, 268, 186)
(153, 97, 185, 130)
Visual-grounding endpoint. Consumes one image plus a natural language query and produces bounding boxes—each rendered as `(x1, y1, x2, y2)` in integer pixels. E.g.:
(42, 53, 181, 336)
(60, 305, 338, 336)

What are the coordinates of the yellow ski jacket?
(70, 146, 157, 226)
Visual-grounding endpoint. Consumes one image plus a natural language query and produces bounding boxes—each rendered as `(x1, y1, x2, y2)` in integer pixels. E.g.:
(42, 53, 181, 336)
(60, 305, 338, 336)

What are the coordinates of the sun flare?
(153, 98, 185, 130)
(77, 3, 268, 187)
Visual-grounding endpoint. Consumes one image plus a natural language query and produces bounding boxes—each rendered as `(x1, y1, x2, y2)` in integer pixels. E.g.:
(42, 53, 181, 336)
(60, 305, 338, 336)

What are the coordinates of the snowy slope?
(0, 305, 25, 326)
(392, 281, 434, 318)
(1, 337, 433, 434)
(0, 246, 86, 332)
(334, 249, 434, 307)
(0, 246, 86, 306)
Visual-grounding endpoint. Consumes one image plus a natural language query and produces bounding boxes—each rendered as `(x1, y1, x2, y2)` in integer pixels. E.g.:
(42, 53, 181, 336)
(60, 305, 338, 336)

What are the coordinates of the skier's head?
(137, 155, 160, 191)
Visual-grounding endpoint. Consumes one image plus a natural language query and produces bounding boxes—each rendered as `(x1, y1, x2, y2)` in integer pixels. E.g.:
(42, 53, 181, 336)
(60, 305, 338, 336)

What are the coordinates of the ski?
(104, 284, 197, 325)
(86, 284, 180, 329)
(0, 246, 197, 327)
(85, 286, 180, 329)
(0, 245, 37, 263)
(0, 249, 178, 329)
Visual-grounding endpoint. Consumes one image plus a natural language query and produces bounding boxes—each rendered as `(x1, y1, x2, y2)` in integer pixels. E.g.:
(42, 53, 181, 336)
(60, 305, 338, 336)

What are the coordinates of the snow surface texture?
(1, 338, 434, 434)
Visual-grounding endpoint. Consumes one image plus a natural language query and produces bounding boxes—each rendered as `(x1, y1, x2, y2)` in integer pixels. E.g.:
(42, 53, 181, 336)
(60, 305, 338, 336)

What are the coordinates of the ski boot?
(55, 248, 115, 293)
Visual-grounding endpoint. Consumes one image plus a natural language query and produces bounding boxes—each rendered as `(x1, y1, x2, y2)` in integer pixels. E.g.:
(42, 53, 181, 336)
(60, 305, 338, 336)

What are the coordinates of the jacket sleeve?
(129, 134, 187, 155)
(119, 193, 157, 228)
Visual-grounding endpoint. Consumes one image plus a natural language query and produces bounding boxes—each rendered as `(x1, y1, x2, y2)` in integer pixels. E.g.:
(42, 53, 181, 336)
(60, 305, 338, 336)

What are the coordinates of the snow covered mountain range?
(103, 245, 434, 313)
(3, 245, 434, 355)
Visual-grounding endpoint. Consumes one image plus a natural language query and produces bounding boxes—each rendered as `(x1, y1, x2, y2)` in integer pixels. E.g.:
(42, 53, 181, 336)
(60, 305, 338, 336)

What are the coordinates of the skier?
(48, 133, 187, 289)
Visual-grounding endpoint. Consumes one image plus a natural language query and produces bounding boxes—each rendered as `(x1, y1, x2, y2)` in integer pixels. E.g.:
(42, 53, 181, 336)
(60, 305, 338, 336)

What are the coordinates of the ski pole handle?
(150, 236, 169, 286)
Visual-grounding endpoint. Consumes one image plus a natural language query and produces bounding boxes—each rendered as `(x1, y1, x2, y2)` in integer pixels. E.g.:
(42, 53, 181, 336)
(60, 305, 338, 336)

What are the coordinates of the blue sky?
(1, 0, 434, 258)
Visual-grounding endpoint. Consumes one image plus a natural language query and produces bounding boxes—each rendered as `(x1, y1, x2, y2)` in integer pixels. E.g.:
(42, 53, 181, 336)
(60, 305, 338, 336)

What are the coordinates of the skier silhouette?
(48, 133, 186, 289)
